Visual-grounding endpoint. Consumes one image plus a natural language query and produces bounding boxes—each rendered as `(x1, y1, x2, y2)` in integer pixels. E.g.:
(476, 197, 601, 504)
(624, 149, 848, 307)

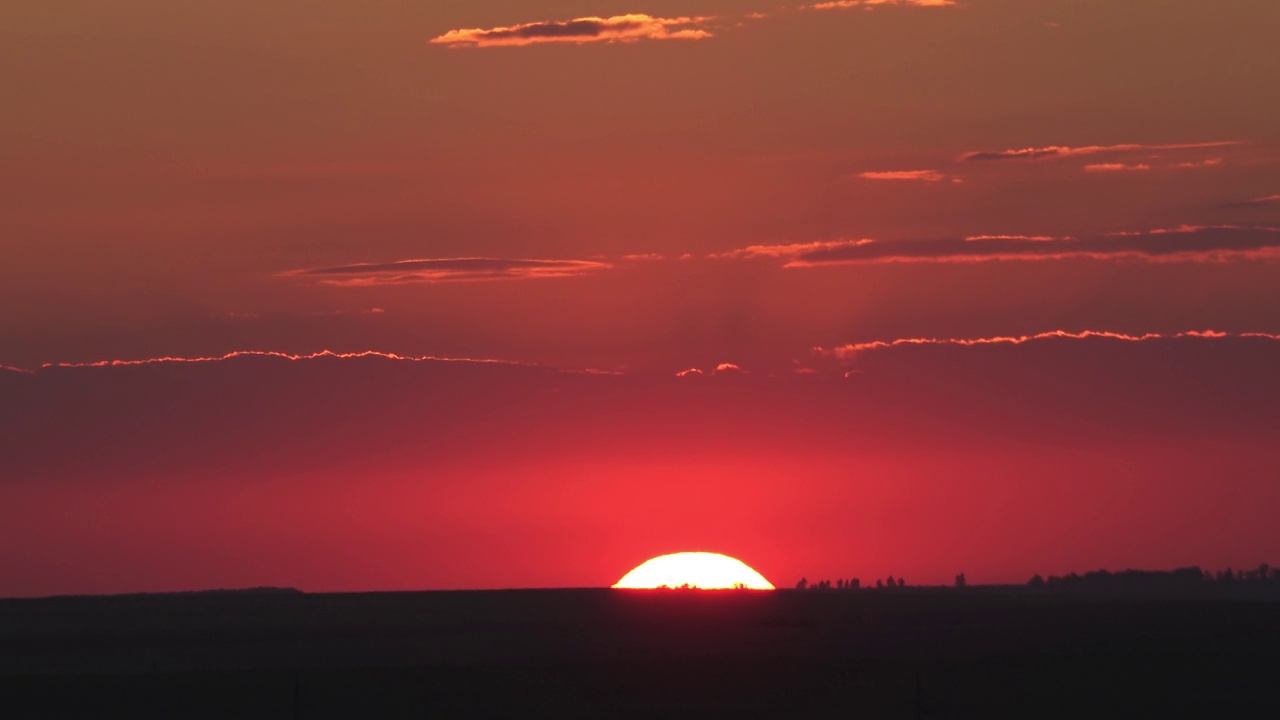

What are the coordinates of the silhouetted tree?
(954, 573, 966, 588)
(876, 579, 884, 589)
(849, 578, 860, 590)
(796, 577, 809, 590)
(898, 577, 905, 587)
(1028, 574, 1045, 588)
(886, 575, 896, 588)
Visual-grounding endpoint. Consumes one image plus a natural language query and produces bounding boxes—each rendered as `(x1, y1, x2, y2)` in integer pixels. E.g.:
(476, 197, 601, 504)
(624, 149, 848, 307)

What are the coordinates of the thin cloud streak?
(37, 350, 533, 373)
(711, 239, 874, 259)
(284, 258, 609, 286)
(1084, 163, 1151, 172)
(820, 329, 1280, 359)
(858, 170, 951, 182)
(1176, 158, 1223, 169)
(964, 235, 1060, 243)
(432, 2, 958, 49)
(1223, 194, 1280, 209)
(962, 141, 1241, 162)
(431, 14, 714, 48)
(809, 0, 957, 8)
(770, 226, 1280, 266)
(26, 350, 625, 378)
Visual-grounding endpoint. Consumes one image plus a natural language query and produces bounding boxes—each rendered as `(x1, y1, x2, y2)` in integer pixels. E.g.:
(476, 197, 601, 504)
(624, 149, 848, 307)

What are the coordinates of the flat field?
(2, 587, 1277, 718)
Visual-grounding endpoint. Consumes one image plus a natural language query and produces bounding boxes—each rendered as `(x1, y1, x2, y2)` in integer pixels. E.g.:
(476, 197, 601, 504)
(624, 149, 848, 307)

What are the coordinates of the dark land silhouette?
(3, 568, 1279, 718)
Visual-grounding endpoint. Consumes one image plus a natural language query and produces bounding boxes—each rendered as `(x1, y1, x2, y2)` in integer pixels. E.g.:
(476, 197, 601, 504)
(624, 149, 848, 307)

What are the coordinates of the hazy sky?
(2, 1, 1278, 596)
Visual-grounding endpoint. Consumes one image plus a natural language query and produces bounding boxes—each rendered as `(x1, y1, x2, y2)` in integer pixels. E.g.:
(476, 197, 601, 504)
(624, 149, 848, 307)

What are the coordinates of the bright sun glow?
(612, 552, 775, 590)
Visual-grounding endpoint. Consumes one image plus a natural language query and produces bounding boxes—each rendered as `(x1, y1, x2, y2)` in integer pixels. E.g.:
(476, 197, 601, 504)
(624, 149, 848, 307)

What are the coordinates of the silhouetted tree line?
(789, 564, 1280, 592)
(795, 576, 904, 591)
(1027, 564, 1279, 589)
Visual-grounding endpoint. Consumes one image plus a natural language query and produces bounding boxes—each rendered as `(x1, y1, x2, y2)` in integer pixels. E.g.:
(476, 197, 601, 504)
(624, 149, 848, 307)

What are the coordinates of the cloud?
(964, 235, 1060, 243)
(1084, 163, 1151, 172)
(1223, 193, 1280, 209)
(809, 0, 957, 9)
(284, 258, 610, 286)
(24, 350, 628, 379)
(962, 141, 1241, 162)
(431, 14, 714, 48)
(35, 350, 534, 373)
(819, 329, 1280, 359)
(768, 226, 1280, 266)
(857, 169, 952, 182)
(1176, 158, 1223, 169)
(674, 363, 743, 377)
(711, 239, 874, 260)
(621, 253, 665, 262)
(432, 4, 959, 50)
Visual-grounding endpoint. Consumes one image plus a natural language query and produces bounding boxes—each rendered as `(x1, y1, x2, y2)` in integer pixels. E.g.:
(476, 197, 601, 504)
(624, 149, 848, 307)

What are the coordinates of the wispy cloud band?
(820, 329, 1280, 360)
(858, 169, 952, 182)
(432, 2, 958, 49)
(1084, 163, 1151, 172)
(962, 141, 1240, 162)
(1224, 193, 1280, 209)
(431, 14, 714, 48)
(721, 226, 1280, 266)
(37, 350, 529, 372)
(284, 258, 609, 286)
(809, 0, 956, 8)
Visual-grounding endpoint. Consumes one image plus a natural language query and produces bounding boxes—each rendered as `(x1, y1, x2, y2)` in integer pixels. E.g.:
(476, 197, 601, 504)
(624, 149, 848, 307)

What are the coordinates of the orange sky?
(1, 0, 1278, 596)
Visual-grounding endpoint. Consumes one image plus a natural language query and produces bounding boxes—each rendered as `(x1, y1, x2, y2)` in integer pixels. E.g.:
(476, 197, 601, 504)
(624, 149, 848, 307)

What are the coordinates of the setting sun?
(613, 552, 775, 590)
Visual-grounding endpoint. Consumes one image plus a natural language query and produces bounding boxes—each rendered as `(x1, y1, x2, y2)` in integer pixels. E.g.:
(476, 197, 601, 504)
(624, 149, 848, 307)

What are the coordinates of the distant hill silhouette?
(31, 587, 305, 600)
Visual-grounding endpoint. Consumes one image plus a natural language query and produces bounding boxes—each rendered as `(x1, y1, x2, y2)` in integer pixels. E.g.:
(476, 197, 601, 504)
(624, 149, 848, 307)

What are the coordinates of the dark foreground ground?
(2, 587, 1278, 718)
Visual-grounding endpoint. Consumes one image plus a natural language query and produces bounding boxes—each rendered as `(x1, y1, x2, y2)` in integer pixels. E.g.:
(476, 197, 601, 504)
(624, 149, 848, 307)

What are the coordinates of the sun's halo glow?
(612, 552, 775, 590)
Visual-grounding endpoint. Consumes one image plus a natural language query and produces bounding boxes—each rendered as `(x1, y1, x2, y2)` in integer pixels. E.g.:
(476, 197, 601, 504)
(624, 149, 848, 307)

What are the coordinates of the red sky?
(2, 0, 1278, 596)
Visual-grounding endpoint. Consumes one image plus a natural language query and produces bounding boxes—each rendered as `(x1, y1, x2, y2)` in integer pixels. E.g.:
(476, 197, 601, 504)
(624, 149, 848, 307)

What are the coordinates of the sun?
(612, 552, 775, 590)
